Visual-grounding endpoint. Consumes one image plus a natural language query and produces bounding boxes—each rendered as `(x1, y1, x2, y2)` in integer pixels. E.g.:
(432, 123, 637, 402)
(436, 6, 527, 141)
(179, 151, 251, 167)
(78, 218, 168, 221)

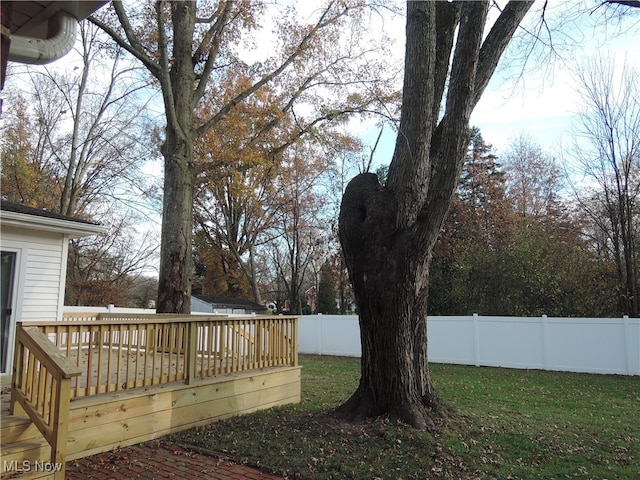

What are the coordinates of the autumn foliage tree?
(91, 0, 398, 313)
(429, 128, 623, 317)
(192, 53, 383, 304)
(0, 94, 61, 211)
(429, 128, 507, 315)
(193, 81, 283, 304)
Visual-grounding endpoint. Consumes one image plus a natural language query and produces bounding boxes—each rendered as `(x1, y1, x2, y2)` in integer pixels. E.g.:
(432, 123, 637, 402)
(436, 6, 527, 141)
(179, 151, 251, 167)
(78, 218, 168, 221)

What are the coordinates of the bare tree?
(504, 134, 563, 219)
(270, 143, 329, 314)
(1, 22, 154, 219)
(66, 211, 159, 306)
(570, 55, 640, 316)
(1, 22, 160, 307)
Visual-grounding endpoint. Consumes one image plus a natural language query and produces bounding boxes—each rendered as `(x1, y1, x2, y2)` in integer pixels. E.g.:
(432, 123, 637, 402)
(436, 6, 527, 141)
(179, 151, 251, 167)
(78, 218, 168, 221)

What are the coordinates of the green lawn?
(172, 355, 640, 479)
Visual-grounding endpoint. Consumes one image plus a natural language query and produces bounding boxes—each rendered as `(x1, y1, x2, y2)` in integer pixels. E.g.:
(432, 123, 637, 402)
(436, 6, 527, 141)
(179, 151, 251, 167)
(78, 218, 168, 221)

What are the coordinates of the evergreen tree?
(316, 261, 338, 314)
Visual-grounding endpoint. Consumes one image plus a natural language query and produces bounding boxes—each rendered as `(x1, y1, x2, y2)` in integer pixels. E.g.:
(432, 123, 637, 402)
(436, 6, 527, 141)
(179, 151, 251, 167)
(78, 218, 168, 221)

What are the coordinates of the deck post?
(186, 320, 198, 385)
(51, 376, 73, 480)
(293, 317, 299, 366)
(256, 319, 263, 368)
(9, 325, 25, 416)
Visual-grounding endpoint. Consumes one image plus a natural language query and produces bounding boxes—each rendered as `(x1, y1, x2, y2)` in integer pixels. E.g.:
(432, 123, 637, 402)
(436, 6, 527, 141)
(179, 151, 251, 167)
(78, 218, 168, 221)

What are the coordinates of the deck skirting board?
(65, 366, 300, 461)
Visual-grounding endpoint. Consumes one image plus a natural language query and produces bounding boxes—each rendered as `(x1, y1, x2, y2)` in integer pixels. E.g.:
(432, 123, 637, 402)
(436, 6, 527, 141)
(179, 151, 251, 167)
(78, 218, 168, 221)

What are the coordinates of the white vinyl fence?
(299, 314, 640, 376)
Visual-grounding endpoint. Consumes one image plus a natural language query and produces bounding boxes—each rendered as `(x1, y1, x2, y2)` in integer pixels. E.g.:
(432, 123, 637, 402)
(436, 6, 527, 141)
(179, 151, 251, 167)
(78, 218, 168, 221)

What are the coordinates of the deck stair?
(1, 410, 53, 479)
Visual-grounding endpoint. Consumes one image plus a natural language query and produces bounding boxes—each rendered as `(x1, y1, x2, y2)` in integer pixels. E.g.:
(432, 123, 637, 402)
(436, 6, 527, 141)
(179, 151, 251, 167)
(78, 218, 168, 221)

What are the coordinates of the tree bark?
(157, 130, 195, 313)
(338, 173, 445, 429)
(156, 1, 197, 313)
(337, 0, 533, 428)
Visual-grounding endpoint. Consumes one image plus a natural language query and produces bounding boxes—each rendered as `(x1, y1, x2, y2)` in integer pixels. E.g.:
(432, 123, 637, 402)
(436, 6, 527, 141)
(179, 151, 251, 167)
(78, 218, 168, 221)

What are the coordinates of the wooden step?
(0, 438, 52, 477)
(1, 412, 53, 480)
(1, 466, 55, 480)
(1, 415, 43, 445)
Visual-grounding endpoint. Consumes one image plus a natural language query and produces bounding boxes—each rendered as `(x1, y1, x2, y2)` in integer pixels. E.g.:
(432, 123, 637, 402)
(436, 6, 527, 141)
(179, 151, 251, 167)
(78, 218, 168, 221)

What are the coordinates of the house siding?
(2, 226, 66, 322)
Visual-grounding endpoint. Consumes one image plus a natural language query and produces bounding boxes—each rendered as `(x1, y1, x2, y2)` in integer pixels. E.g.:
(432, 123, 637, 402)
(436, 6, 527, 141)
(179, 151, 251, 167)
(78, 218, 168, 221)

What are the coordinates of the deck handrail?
(11, 324, 82, 480)
(26, 314, 299, 398)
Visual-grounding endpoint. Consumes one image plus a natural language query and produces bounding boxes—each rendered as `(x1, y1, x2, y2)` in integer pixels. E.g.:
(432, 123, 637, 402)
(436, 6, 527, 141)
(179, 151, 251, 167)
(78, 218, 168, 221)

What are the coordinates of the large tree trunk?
(337, 173, 447, 430)
(336, 1, 533, 428)
(157, 131, 195, 313)
(156, 1, 197, 314)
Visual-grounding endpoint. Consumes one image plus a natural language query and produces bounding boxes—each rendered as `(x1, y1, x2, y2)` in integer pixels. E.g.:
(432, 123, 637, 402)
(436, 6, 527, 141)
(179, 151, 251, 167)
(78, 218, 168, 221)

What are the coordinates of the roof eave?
(1, 210, 106, 238)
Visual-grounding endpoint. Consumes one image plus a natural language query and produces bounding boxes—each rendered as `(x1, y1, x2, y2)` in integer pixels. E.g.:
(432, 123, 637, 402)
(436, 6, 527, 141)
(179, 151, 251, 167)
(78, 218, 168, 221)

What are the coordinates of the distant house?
(0, 201, 105, 377)
(192, 295, 269, 315)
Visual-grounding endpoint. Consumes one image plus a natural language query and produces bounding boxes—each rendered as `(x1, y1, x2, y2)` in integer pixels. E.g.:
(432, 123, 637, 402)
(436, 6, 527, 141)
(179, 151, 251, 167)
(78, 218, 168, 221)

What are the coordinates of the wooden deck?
(1, 315, 301, 479)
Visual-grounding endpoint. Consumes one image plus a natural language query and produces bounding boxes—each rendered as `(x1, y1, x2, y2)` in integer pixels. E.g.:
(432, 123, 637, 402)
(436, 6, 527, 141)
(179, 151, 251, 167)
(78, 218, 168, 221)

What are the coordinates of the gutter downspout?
(7, 12, 77, 65)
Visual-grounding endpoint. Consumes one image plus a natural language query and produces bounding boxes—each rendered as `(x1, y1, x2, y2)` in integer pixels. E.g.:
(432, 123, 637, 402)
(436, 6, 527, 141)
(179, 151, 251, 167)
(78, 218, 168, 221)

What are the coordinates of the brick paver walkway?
(66, 441, 284, 480)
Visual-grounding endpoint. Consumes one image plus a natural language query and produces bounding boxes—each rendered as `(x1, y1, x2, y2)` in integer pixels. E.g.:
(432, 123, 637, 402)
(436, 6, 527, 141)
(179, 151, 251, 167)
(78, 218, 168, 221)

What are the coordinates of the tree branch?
(471, 0, 535, 109)
(386, 1, 436, 224)
(604, 0, 640, 7)
(154, 0, 182, 139)
(444, 1, 489, 126)
(88, 2, 161, 78)
(192, 0, 234, 105)
(432, 2, 461, 121)
(196, 0, 351, 136)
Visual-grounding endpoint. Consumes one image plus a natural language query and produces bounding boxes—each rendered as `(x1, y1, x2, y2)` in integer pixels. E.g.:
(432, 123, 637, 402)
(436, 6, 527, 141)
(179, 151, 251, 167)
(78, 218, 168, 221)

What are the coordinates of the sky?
(471, 38, 639, 156)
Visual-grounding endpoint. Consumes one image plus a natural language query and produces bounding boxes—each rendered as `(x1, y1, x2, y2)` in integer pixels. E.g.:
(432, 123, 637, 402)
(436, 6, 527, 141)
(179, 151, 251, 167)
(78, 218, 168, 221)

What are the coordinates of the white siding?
(2, 226, 66, 322)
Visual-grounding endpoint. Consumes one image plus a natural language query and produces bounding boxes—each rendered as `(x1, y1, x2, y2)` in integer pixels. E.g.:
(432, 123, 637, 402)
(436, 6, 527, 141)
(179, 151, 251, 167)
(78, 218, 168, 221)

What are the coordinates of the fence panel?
(298, 314, 640, 375)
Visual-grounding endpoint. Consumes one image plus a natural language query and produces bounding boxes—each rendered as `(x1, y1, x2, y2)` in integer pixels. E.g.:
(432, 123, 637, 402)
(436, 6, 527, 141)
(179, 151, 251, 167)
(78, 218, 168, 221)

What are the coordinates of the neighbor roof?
(194, 295, 268, 312)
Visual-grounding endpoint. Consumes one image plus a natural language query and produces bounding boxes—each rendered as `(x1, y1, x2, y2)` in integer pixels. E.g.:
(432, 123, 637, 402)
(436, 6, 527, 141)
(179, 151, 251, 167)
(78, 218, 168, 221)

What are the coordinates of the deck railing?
(28, 314, 299, 399)
(11, 325, 82, 480)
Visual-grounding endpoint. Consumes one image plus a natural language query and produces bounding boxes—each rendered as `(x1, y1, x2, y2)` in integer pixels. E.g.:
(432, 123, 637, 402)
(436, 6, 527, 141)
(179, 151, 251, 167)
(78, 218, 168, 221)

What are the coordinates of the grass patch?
(171, 355, 640, 479)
